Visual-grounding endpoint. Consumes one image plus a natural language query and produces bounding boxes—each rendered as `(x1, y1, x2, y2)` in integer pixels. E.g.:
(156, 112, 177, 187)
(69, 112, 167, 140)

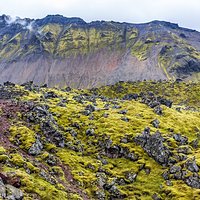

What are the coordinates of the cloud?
(0, 0, 199, 31)
(3, 15, 35, 31)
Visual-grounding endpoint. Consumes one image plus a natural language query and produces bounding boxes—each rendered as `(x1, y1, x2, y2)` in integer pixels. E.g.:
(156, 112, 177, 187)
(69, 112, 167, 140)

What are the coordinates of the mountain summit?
(0, 14, 200, 87)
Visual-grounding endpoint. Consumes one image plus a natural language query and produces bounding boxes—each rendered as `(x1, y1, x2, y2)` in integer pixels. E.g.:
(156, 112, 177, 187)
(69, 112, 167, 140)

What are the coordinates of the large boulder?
(134, 129, 172, 166)
(5, 184, 24, 200)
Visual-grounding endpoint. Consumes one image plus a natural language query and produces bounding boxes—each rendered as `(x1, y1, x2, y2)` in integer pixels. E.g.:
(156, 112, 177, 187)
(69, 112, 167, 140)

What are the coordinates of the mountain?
(0, 81, 200, 199)
(0, 14, 200, 88)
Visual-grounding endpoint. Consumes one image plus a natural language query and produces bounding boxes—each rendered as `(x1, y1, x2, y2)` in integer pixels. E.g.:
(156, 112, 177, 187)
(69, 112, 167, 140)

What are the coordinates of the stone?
(70, 129, 78, 137)
(3, 81, 15, 87)
(173, 172, 182, 180)
(46, 154, 58, 166)
(86, 128, 95, 136)
(118, 109, 127, 114)
(82, 110, 91, 116)
(190, 139, 199, 149)
(121, 117, 129, 122)
(173, 134, 188, 145)
(112, 105, 121, 109)
(154, 106, 163, 115)
(177, 146, 191, 154)
(145, 167, 151, 175)
(63, 86, 71, 92)
(123, 93, 138, 100)
(0, 178, 6, 199)
(120, 137, 128, 143)
(103, 113, 109, 118)
(40, 170, 56, 185)
(186, 158, 199, 172)
(96, 172, 107, 188)
(28, 139, 43, 156)
(56, 102, 66, 107)
(44, 91, 58, 99)
(116, 178, 126, 186)
(134, 130, 172, 166)
(21, 81, 35, 91)
(95, 190, 106, 200)
(148, 101, 160, 108)
(126, 152, 138, 161)
(89, 114, 95, 120)
(125, 172, 137, 183)
(185, 175, 200, 189)
(71, 122, 80, 129)
(85, 104, 96, 112)
(144, 127, 151, 135)
(108, 185, 121, 197)
(166, 180, 173, 186)
(162, 171, 170, 180)
(5, 184, 23, 200)
(104, 139, 113, 149)
(151, 119, 160, 128)
(152, 193, 162, 200)
(169, 165, 182, 174)
(159, 98, 173, 108)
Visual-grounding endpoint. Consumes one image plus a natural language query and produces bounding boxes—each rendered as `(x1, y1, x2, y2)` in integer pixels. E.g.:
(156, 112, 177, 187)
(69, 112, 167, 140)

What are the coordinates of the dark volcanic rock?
(151, 119, 160, 128)
(173, 133, 188, 145)
(3, 81, 15, 87)
(154, 106, 163, 115)
(28, 139, 43, 155)
(123, 93, 138, 100)
(0, 86, 25, 99)
(159, 98, 173, 108)
(85, 104, 96, 112)
(185, 158, 199, 173)
(44, 91, 58, 99)
(185, 175, 200, 189)
(134, 129, 172, 166)
(86, 128, 95, 136)
(118, 109, 128, 114)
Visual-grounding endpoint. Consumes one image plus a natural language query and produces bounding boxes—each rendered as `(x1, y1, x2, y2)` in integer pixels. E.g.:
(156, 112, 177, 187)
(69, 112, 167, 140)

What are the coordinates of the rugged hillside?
(0, 80, 200, 199)
(0, 15, 200, 87)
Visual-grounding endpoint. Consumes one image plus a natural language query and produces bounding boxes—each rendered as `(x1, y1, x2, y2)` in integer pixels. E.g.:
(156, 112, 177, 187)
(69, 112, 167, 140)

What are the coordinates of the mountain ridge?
(0, 14, 200, 88)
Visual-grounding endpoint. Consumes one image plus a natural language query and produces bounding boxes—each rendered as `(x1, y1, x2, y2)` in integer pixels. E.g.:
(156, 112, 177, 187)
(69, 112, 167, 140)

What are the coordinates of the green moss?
(1, 82, 200, 199)
(26, 162, 40, 173)
(51, 166, 65, 182)
(97, 81, 200, 108)
(0, 146, 6, 154)
(0, 33, 22, 61)
(68, 193, 83, 200)
(56, 148, 100, 197)
(9, 125, 36, 150)
(10, 153, 25, 167)
(0, 155, 9, 162)
(45, 143, 57, 151)
(3, 167, 68, 200)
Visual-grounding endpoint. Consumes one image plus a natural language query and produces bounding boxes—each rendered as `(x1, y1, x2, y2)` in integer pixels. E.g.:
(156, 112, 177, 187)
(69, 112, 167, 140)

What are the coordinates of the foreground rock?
(0, 177, 23, 200)
(134, 128, 173, 166)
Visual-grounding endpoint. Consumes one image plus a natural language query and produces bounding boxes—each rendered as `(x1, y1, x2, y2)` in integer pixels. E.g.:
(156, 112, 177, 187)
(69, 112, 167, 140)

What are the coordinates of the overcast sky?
(0, 0, 199, 31)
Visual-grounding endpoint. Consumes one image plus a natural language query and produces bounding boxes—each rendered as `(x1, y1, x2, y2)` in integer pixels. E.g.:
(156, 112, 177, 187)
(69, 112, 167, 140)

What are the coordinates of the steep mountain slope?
(0, 15, 200, 87)
(0, 80, 200, 199)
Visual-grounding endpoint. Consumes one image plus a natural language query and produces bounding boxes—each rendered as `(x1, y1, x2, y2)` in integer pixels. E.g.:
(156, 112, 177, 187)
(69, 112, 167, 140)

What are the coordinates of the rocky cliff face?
(0, 15, 200, 87)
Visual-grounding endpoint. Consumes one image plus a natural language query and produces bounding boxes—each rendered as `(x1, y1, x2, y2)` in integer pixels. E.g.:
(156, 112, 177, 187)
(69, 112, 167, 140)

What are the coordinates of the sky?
(0, 0, 199, 31)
